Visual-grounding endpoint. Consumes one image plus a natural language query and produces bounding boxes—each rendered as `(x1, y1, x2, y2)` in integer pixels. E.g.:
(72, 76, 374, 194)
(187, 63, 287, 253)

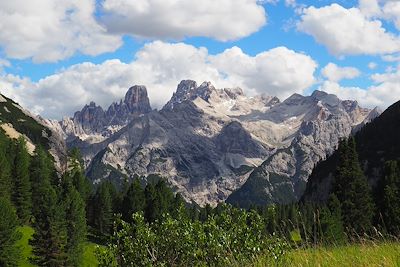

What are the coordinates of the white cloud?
(297, 3, 400, 56)
(321, 63, 361, 82)
(0, 0, 122, 62)
(101, 0, 266, 41)
(0, 41, 317, 119)
(359, 0, 381, 17)
(320, 67, 400, 109)
(368, 62, 377, 69)
(211, 46, 317, 98)
(382, 53, 400, 62)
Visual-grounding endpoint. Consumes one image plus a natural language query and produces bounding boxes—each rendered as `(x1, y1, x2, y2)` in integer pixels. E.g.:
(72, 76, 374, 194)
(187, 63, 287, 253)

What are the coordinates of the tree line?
(1, 131, 400, 266)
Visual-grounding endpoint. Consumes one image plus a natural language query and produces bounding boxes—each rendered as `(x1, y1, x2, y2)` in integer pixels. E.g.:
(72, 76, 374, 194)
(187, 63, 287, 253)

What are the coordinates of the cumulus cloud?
(101, 0, 266, 41)
(321, 63, 361, 82)
(297, 3, 400, 56)
(320, 66, 400, 109)
(368, 62, 378, 69)
(0, 0, 122, 62)
(211, 46, 317, 98)
(0, 41, 317, 119)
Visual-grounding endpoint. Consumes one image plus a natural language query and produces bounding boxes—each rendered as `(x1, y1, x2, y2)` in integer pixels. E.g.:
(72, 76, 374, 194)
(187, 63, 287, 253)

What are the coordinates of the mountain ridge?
(40, 80, 379, 206)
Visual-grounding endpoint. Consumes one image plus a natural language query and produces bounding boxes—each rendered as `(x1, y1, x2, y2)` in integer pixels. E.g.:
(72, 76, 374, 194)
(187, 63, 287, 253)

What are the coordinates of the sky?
(0, 0, 399, 119)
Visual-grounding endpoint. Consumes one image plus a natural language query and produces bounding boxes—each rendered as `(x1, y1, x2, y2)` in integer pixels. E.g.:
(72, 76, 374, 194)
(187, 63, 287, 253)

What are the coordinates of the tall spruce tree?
(121, 178, 145, 222)
(333, 137, 374, 235)
(13, 136, 32, 224)
(319, 194, 346, 244)
(30, 148, 67, 266)
(30, 184, 67, 266)
(62, 178, 87, 266)
(0, 136, 12, 201)
(381, 160, 400, 234)
(93, 181, 113, 236)
(30, 147, 53, 216)
(68, 148, 91, 202)
(0, 197, 21, 267)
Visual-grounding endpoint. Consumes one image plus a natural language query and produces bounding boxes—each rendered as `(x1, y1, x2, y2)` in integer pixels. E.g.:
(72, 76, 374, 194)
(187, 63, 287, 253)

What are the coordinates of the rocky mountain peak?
(123, 85, 152, 114)
(283, 93, 305, 105)
(73, 102, 105, 127)
(310, 90, 328, 99)
(61, 85, 152, 139)
(164, 80, 217, 110)
(223, 87, 244, 99)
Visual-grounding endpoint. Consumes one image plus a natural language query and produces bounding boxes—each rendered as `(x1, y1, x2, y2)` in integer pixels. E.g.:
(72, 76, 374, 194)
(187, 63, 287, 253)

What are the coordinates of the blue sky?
(0, 0, 399, 119)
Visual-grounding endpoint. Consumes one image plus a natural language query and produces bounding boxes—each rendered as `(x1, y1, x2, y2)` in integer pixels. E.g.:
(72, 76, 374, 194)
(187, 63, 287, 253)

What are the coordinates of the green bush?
(96, 205, 288, 266)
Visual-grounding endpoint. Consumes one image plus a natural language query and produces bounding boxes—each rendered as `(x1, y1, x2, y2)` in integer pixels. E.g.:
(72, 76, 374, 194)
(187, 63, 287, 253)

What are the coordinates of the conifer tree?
(30, 147, 53, 215)
(93, 181, 113, 235)
(382, 161, 400, 234)
(0, 197, 21, 267)
(30, 184, 67, 266)
(68, 148, 91, 202)
(122, 178, 145, 222)
(13, 136, 32, 223)
(333, 137, 374, 234)
(319, 194, 346, 244)
(62, 178, 87, 266)
(144, 182, 158, 222)
(0, 138, 12, 201)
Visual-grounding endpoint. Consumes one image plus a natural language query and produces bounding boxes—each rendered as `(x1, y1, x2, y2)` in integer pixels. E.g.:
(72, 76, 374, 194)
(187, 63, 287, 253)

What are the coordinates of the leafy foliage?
(97, 205, 288, 266)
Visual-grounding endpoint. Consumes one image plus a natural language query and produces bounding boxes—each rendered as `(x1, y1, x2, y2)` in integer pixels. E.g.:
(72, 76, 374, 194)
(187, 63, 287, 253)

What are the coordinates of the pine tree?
(30, 147, 53, 216)
(0, 137, 12, 201)
(382, 161, 400, 234)
(0, 197, 21, 267)
(93, 181, 113, 236)
(68, 148, 91, 202)
(333, 137, 374, 235)
(13, 137, 32, 224)
(333, 139, 350, 202)
(62, 178, 87, 266)
(144, 182, 158, 222)
(30, 185, 67, 266)
(319, 194, 346, 244)
(121, 178, 145, 222)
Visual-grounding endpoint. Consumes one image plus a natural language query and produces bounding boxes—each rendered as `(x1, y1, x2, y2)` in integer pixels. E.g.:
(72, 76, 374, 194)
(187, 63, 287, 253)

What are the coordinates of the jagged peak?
(311, 90, 328, 99)
(223, 87, 244, 99)
(283, 93, 305, 104)
(164, 80, 216, 110)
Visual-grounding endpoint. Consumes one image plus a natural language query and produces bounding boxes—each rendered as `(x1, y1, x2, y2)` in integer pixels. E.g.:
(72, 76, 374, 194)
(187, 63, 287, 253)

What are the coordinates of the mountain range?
(0, 80, 380, 206)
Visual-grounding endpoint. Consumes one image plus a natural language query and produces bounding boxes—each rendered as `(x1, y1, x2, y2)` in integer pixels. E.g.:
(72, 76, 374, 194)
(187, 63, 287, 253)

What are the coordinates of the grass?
(15, 226, 35, 267)
(253, 242, 400, 267)
(82, 242, 99, 267)
(15, 225, 99, 267)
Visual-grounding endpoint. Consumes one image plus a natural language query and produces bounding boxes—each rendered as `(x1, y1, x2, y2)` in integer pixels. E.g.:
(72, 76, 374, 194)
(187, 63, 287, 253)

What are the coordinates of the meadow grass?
(15, 225, 99, 267)
(15, 226, 35, 267)
(82, 242, 100, 267)
(253, 241, 400, 267)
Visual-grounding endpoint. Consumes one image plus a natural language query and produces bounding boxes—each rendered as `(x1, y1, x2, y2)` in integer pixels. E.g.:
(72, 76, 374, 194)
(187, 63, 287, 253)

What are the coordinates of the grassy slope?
(15, 226, 35, 267)
(15, 226, 99, 267)
(253, 242, 400, 267)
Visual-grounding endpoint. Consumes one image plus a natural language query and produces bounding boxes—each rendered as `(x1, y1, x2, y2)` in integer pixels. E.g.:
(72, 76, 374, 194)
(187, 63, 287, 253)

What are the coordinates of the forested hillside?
(303, 99, 400, 204)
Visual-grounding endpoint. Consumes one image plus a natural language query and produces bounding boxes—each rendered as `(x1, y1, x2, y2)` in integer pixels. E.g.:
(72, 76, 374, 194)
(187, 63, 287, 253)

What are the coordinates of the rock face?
(59, 85, 152, 144)
(53, 80, 378, 206)
(301, 99, 400, 204)
(227, 90, 379, 207)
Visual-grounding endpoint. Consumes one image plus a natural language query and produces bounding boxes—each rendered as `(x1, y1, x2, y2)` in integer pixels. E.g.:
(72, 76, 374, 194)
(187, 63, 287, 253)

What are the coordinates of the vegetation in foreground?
(2, 123, 400, 266)
(253, 241, 400, 267)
